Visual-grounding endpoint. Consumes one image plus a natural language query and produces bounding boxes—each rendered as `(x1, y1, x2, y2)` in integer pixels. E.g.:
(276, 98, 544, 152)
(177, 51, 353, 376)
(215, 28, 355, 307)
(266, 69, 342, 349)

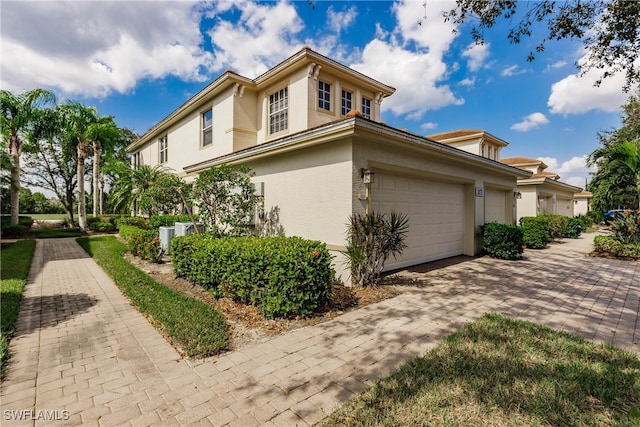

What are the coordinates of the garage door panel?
(372, 174, 465, 270)
(485, 189, 507, 223)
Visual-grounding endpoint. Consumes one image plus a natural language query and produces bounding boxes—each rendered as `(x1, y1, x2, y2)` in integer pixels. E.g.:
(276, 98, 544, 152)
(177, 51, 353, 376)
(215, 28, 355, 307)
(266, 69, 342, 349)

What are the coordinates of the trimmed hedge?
(171, 235, 334, 318)
(543, 214, 569, 240)
(148, 214, 197, 229)
(88, 221, 116, 232)
(118, 225, 162, 263)
(520, 216, 550, 249)
(0, 216, 34, 238)
(115, 216, 148, 230)
(594, 235, 640, 258)
(482, 222, 524, 260)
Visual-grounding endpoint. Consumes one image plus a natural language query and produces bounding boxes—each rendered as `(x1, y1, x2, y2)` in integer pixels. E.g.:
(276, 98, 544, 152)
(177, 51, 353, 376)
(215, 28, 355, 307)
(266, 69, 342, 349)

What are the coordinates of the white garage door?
(557, 198, 573, 216)
(485, 189, 507, 223)
(371, 174, 465, 270)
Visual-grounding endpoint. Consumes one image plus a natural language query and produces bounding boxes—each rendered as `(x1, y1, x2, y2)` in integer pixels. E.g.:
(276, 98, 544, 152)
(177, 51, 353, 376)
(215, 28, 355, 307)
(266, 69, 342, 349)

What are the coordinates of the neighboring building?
(427, 129, 508, 162)
(574, 190, 593, 216)
(500, 157, 583, 220)
(128, 47, 530, 278)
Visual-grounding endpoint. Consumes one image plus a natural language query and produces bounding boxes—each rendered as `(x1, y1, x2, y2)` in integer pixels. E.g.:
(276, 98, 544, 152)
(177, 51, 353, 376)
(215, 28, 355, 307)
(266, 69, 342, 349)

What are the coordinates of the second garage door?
(371, 173, 465, 270)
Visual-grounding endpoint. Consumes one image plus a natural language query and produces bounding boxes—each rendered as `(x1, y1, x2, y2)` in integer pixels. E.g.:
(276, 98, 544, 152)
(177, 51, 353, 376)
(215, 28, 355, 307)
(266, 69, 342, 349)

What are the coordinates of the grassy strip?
(1, 240, 36, 378)
(320, 313, 640, 426)
(76, 236, 229, 358)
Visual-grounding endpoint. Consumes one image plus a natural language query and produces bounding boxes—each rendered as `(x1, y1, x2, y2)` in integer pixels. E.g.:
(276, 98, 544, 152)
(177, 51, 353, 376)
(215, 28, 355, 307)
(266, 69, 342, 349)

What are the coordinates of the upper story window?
(318, 81, 331, 111)
(361, 97, 372, 119)
(132, 152, 141, 169)
(202, 109, 212, 147)
(488, 146, 493, 160)
(341, 90, 353, 116)
(159, 136, 168, 164)
(269, 87, 288, 135)
(480, 143, 486, 157)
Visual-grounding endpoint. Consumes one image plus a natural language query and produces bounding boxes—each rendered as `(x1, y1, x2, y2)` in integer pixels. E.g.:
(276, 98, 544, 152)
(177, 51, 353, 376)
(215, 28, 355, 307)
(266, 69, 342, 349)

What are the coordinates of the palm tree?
(109, 164, 172, 215)
(0, 89, 55, 224)
(588, 140, 640, 210)
(85, 116, 121, 217)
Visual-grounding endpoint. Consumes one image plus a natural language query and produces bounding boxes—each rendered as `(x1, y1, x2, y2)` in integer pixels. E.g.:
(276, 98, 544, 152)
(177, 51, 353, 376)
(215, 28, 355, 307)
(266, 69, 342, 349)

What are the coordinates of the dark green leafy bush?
(519, 216, 550, 249)
(88, 221, 116, 232)
(171, 235, 334, 318)
(482, 222, 524, 260)
(585, 210, 604, 225)
(574, 213, 594, 229)
(0, 216, 33, 237)
(610, 210, 640, 245)
(563, 218, 584, 239)
(594, 235, 640, 258)
(115, 216, 148, 230)
(148, 214, 197, 228)
(543, 214, 569, 240)
(118, 225, 162, 263)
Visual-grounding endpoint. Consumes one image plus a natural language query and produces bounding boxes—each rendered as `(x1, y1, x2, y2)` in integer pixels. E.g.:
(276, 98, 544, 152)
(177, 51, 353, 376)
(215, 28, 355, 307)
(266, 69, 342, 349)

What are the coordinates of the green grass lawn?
(320, 313, 640, 426)
(76, 236, 229, 358)
(1, 239, 36, 378)
(26, 213, 68, 221)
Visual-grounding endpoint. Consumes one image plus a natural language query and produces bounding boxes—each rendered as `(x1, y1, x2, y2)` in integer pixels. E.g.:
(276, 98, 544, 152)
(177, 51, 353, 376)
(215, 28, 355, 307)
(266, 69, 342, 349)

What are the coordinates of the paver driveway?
(1, 233, 638, 426)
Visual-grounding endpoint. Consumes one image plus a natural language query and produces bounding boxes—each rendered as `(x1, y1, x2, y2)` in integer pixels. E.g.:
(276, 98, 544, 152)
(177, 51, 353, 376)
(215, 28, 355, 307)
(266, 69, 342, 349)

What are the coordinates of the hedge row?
(482, 223, 524, 260)
(171, 234, 334, 318)
(0, 216, 34, 238)
(594, 236, 640, 258)
(118, 225, 162, 263)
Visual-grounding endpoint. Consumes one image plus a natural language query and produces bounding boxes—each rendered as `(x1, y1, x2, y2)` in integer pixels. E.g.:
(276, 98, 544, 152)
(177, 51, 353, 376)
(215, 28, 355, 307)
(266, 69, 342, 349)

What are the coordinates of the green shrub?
(88, 220, 116, 232)
(543, 214, 569, 240)
(574, 213, 594, 229)
(171, 235, 334, 318)
(0, 215, 34, 238)
(519, 216, 550, 249)
(586, 210, 604, 225)
(86, 216, 101, 226)
(563, 218, 584, 239)
(594, 235, 640, 258)
(610, 210, 640, 245)
(482, 222, 524, 260)
(148, 214, 197, 228)
(115, 216, 148, 230)
(118, 225, 162, 263)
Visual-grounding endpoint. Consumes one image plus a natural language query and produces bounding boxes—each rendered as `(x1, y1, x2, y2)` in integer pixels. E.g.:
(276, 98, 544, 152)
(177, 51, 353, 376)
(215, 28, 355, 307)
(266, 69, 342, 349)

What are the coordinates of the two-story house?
(128, 47, 530, 278)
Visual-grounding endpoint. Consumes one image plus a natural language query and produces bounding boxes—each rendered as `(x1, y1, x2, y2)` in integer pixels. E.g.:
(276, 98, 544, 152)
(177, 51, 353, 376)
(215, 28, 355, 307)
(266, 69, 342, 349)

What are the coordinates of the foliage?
(444, 0, 640, 91)
(147, 214, 197, 229)
(0, 215, 33, 237)
(192, 164, 257, 237)
(109, 164, 174, 215)
(171, 234, 334, 319)
(118, 225, 162, 263)
(88, 221, 116, 233)
(137, 174, 191, 217)
(519, 216, 550, 249)
(482, 222, 524, 260)
(1, 88, 56, 225)
(319, 313, 640, 427)
(594, 235, 640, 259)
(1, 240, 36, 378)
(610, 210, 640, 245)
(115, 216, 148, 230)
(542, 213, 569, 240)
(564, 217, 584, 239)
(77, 236, 229, 357)
(343, 211, 409, 286)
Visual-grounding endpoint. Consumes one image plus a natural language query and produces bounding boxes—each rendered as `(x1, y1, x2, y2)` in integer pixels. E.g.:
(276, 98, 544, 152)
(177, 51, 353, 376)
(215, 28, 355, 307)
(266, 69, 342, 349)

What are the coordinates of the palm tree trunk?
(77, 141, 87, 231)
(93, 142, 101, 217)
(8, 134, 21, 225)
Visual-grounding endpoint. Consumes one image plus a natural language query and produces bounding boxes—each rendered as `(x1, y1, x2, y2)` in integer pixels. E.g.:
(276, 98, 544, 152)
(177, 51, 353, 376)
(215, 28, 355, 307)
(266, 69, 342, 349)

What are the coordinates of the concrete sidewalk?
(1, 234, 639, 426)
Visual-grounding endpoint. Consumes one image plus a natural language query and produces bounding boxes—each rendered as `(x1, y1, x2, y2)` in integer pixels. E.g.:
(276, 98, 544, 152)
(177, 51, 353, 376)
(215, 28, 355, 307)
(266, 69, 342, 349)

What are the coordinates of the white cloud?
(351, 0, 463, 120)
(327, 5, 357, 34)
(0, 1, 213, 97)
(545, 60, 568, 72)
(420, 122, 437, 131)
(510, 112, 549, 132)
(537, 155, 595, 188)
(458, 78, 475, 88)
(461, 43, 489, 72)
(501, 65, 525, 77)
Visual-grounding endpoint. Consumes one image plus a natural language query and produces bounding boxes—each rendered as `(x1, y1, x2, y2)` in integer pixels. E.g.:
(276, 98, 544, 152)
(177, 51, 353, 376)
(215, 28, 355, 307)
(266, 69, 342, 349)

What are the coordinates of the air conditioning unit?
(174, 222, 195, 237)
(159, 226, 175, 253)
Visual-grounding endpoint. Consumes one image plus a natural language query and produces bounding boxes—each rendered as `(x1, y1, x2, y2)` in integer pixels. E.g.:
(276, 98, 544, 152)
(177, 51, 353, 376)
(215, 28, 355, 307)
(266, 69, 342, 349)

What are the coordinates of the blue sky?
(2, 0, 636, 188)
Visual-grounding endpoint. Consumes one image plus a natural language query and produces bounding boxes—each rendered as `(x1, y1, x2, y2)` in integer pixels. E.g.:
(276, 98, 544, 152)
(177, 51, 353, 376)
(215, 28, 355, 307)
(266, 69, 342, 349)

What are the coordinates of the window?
(318, 81, 331, 111)
(269, 87, 288, 134)
(361, 97, 372, 119)
(488, 146, 493, 160)
(341, 90, 353, 116)
(159, 136, 168, 164)
(481, 143, 486, 157)
(132, 152, 141, 169)
(202, 109, 212, 147)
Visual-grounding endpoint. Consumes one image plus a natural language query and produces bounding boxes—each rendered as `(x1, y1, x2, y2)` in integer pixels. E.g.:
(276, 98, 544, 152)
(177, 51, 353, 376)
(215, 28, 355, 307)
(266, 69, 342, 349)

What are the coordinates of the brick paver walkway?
(1, 233, 638, 426)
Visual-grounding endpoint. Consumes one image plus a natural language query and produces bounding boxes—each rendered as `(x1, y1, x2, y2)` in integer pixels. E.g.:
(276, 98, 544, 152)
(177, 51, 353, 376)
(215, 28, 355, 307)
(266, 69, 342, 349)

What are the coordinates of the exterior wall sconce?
(361, 168, 375, 184)
(514, 191, 522, 199)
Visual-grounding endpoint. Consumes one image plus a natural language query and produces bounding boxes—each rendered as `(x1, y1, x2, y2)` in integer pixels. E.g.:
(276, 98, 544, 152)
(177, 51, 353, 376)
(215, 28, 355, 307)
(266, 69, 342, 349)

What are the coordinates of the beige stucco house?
(574, 190, 593, 216)
(500, 157, 583, 220)
(128, 48, 530, 278)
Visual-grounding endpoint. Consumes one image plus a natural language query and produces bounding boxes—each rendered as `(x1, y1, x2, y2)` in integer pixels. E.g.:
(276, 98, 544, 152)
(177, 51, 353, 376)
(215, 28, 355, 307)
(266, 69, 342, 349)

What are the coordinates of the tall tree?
(109, 164, 173, 215)
(85, 115, 121, 217)
(445, 0, 640, 90)
(0, 88, 55, 224)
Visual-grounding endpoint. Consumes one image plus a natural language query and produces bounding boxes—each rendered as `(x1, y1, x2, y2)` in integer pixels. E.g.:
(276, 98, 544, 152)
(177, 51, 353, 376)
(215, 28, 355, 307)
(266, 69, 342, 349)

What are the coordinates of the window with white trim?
(269, 87, 288, 135)
(132, 152, 141, 169)
(202, 109, 212, 147)
(159, 136, 168, 164)
(318, 81, 331, 111)
(341, 89, 353, 116)
(361, 97, 372, 119)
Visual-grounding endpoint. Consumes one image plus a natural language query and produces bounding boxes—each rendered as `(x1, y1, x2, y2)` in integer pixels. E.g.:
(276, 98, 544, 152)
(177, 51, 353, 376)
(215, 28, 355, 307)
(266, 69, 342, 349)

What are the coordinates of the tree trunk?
(8, 133, 21, 225)
(77, 141, 87, 231)
(99, 174, 104, 215)
(92, 142, 101, 217)
(65, 187, 75, 226)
